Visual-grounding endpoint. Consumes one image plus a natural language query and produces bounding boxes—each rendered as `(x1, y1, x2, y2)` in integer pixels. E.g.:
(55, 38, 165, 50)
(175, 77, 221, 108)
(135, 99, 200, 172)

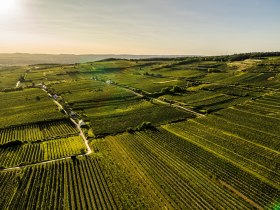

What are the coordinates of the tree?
(171, 85, 182, 93)
(19, 75, 25, 82)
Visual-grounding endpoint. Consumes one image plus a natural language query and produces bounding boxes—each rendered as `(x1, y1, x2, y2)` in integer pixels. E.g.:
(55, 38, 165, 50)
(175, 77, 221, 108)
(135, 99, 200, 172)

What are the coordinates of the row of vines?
(0, 136, 85, 168)
(116, 129, 280, 209)
(0, 120, 79, 145)
(0, 156, 144, 210)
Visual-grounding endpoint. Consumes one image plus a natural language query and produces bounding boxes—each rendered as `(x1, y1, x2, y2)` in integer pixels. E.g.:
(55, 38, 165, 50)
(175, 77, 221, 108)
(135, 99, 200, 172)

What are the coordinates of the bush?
(160, 87, 171, 95)
(137, 122, 152, 131)
(0, 140, 23, 148)
(80, 149, 86, 154)
(199, 109, 208, 114)
(87, 129, 95, 138)
(19, 162, 30, 166)
(170, 85, 184, 94)
(126, 127, 134, 133)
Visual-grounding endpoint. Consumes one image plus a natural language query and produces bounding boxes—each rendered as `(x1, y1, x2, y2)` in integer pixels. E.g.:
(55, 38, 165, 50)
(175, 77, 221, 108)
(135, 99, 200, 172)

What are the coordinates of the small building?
(53, 94, 59, 100)
(69, 111, 77, 118)
(79, 120, 86, 127)
(106, 79, 113, 84)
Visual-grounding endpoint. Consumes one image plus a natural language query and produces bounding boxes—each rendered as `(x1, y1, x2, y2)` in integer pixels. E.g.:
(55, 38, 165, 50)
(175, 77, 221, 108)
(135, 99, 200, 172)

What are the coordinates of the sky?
(0, 0, 280, 55)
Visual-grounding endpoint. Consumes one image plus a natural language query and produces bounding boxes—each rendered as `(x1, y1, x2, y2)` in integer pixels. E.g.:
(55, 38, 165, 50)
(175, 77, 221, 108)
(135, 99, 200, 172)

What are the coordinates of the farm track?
(154, 98, 205, 117)
(15, 81, 20, 88)
(0, 88, 92, 172)
(218, 180, 264, 210)
(70, 118, 92, 155)
(43, 87, 92, 155)
(100, 80, 205, 117)
(0, 124, 90, 171)
(15, 72, 27, 88)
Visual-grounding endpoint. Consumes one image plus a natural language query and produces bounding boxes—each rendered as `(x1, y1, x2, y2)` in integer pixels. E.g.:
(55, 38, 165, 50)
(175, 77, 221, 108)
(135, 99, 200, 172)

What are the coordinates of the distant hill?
(0, 53, 186, 65)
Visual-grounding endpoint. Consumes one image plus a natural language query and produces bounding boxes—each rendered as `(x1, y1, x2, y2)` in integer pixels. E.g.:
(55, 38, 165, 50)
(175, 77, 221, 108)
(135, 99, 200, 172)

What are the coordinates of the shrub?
(0, 140, 23, 148)
(80, 149, 86, 154)
(137, 122, 152, 131)
(126, 127, 134, 133)
(19, 162, 30, 166)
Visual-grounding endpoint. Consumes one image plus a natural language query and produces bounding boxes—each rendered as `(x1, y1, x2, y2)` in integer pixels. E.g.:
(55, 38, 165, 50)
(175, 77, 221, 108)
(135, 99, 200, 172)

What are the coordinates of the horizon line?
(1, 51, 279, 57)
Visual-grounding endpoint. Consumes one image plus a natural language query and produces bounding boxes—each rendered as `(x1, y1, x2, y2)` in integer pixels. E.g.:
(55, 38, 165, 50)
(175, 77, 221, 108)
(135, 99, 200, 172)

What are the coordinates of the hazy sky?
(0, 0, 280, 55)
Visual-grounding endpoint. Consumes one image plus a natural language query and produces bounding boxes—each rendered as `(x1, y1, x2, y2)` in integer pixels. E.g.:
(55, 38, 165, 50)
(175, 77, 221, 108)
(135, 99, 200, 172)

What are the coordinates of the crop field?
(50, 80, 137, 106)
(76, 61, 190, 93)
(27, 66, 78, 82)
(0, 119, 79, 145)
(49, 80, 194, 135)
(163, 93, 280, 187)
(0, 157, 117, 210)
(0, 53, 280, 209)
(0, 88, 65, 128)
(162, 89, 254, 113)
(93, 129, 280, 209)
(0, 66, 27, 90)
(85, 99, 194, 135)
(198, 84, 265, 97)
(99, 73, 188, 93)
(0, 136, 85, 168)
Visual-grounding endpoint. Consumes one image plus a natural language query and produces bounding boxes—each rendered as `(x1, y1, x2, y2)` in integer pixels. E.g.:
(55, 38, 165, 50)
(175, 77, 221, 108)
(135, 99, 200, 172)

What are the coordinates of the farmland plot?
(85, 99, 194, 136)
(0, 119, 79, 145)
(0, 136, 86, 168)
(0, 157, 145, 210)
(0, 55, 280, 209)
(0, 88, 65, 128)
(93, 130, 280, 209)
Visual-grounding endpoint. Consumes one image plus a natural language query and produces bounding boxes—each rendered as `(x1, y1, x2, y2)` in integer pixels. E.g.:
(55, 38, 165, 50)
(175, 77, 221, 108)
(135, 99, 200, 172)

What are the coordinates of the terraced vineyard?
(0, 53, 280, 209)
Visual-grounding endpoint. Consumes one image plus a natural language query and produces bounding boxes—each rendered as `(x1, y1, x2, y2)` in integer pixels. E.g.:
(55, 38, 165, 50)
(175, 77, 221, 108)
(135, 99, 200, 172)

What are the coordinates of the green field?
(0, 53, 280, 209)
(0, 88, 65, 128)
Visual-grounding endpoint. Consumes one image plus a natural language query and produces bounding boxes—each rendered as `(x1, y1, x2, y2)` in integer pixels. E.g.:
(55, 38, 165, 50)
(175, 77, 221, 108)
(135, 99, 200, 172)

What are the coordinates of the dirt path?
(153, 79, 178, 84)
(121, 86, 146, 97)
(15, 81, 20, 88)
(47, 90, 92, 155)
(70, 118, 92, 155)
(116, 83, 204, 117)
(0, 148, 93, 172)
(153, 98, 205, 117)
(15, 72, 28, 88)
(44, 88, 92, 155)
(0, 122, 91, 172)
(1, 157, 71, 172)
(219, 180, 264, 210)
